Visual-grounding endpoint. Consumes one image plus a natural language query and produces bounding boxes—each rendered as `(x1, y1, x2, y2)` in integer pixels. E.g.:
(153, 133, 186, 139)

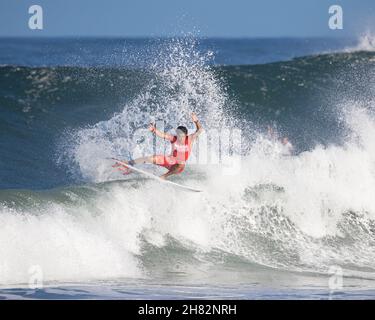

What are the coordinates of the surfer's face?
(176, 129, 186, 140)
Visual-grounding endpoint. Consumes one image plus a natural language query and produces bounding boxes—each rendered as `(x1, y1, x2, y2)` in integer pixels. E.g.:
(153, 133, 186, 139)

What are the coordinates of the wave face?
(1, 38, 375, 286)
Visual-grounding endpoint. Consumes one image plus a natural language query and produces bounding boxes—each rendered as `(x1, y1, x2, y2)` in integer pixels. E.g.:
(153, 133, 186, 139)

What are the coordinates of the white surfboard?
(110, 158, 202, 193)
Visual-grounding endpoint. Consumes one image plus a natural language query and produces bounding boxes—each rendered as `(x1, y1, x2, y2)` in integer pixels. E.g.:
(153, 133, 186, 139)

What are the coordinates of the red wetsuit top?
(170, 135, 192, 163)
(153, 135, 192, 173)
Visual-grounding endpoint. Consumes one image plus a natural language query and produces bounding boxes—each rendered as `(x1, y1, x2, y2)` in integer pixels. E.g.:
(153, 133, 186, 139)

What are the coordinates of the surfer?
(113, 112, 203, 179)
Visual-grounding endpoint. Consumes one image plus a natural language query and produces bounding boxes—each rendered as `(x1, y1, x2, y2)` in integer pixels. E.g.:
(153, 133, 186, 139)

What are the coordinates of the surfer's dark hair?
(176, 126, 188, 135)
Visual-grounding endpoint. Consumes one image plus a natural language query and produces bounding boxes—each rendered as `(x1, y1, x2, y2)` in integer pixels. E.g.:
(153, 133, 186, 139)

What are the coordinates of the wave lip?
(345, 32, 375, 53)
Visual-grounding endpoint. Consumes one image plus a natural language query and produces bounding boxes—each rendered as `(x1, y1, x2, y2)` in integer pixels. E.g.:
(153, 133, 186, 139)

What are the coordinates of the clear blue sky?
(1, 0, 374, 38)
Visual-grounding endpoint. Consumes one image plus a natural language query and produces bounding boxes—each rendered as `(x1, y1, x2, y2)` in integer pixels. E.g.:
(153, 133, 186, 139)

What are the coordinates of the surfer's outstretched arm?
(149, 123, 175, 142)
(190, 112, 203, 141)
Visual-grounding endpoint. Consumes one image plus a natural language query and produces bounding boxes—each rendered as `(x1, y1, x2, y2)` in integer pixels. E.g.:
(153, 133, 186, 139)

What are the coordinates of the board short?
(153, 155, 185, 173)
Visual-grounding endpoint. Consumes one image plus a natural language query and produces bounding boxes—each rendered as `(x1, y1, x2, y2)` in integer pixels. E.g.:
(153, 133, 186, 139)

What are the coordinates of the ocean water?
(1, 35, 375, 299)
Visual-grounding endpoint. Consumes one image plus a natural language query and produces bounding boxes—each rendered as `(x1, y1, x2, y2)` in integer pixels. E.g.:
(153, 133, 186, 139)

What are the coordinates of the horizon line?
(0, 35, 357, 40)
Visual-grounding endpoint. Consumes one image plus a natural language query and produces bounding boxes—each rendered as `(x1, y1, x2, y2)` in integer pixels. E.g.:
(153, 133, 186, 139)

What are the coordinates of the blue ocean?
(1, 35, 375, 299)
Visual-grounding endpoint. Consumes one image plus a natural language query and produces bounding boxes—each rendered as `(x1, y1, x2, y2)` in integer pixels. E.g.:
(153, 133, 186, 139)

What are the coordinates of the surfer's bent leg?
(152, 155, 170, 166)
(160, 164, 185, 180)
(122, 156, 154, 165)
(113, 156, 152, 172)
(114, 155, 167, 167)
(132, 155, 168, 166)
(135, 156, 151, 165)
(117, 155, 181, 173)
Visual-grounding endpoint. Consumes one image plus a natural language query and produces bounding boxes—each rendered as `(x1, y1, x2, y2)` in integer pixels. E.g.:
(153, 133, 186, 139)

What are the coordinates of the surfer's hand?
(148, 123, 156, 133)
(191, 112, 198, 122)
